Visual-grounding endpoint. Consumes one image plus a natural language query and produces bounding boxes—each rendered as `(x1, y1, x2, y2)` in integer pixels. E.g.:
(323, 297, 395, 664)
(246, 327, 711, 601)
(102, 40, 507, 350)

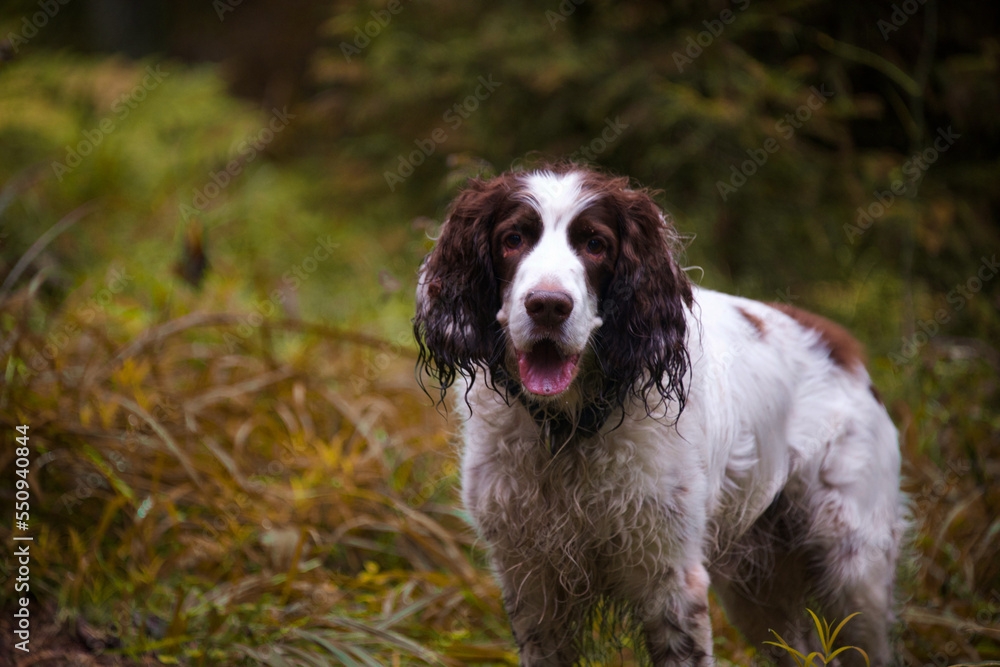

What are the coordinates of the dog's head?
(414, 166, 692, 419)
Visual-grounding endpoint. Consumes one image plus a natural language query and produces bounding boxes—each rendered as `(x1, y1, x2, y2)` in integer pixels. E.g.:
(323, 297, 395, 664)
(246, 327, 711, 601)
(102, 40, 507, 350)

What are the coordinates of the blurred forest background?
(0, 0, 998, 665)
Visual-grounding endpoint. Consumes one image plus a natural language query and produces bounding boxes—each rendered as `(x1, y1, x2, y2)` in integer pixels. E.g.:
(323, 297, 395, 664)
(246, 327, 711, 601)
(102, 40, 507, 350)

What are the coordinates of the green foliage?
(315, 0, 1000, 297)
(0, 2, 998, 663)
(0, 54, 418, 332)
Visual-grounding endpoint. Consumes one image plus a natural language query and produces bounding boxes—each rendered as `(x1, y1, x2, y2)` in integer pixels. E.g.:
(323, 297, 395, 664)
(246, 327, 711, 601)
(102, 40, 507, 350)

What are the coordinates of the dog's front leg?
(639, 562, 714, 667)
(494, 557, 581, 667)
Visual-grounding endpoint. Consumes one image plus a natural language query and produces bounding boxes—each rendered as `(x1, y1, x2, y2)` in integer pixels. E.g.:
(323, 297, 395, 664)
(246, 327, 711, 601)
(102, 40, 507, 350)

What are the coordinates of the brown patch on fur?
(737, 307, 766, 337)
(687, 600, 709, 617)
(567, 206, 619, 297)
(413, 171, 526, 399)
(767, 303, 866, 372)
(870, 384, 883, 405)
(416, 163, 694, 417)
(491, 204, 542, 286)
(576, 170, 693, 415)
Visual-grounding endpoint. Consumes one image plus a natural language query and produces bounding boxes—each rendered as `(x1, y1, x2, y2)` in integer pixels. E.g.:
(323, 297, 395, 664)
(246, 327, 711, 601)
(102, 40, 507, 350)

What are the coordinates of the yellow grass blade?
(765, 630, 808, 665)
(802, 651, 828, 667)
(805, 609, 831, 653)
(828, 612, 862, 648)
(827, 644, 870, 667)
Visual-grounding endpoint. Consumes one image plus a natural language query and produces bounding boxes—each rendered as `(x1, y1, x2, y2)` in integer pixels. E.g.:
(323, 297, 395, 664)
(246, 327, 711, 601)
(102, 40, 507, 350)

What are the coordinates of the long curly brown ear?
(594, 182, 693, 417)
(413, 176, 517, 403)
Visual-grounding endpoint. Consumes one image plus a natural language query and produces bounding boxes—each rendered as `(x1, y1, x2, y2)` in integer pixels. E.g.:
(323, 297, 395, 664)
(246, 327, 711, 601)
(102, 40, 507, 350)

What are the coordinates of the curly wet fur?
(414, 166, 692, 423)
(468, 413, 705, 664)
(414, 166, 905, 666)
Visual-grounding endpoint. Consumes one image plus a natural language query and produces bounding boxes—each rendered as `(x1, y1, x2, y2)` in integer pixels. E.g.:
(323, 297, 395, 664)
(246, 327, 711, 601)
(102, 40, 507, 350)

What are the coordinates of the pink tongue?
(517, 340, 580, 396)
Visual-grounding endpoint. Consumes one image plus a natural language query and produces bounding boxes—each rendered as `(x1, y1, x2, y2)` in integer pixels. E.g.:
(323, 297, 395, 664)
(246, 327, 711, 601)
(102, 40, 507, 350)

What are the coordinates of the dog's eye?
(586, 237, 606, 256)
(503, 233, 522, 250)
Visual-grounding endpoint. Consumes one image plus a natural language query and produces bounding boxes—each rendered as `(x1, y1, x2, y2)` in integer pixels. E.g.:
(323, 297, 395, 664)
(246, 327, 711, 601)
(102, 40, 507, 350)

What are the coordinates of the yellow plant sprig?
(764, 610, 870, 667)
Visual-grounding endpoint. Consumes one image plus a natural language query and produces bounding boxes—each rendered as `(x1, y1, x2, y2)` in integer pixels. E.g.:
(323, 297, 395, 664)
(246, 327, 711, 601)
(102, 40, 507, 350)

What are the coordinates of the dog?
(413, 165, 904, 666)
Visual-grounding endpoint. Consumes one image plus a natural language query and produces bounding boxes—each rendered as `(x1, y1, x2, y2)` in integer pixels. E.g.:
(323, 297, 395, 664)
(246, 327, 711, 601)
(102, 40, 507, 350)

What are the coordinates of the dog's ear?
(414, 177, 512, 401)
(597, 186, 693, 415)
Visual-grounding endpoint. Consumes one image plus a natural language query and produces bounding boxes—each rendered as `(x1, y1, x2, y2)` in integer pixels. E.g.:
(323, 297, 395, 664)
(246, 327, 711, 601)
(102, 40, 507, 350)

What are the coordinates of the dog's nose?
(525, 290, 573, 327)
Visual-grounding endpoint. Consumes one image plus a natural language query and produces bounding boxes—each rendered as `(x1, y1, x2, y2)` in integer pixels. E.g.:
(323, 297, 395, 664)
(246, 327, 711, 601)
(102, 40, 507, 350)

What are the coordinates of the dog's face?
(493, 172, 618, 397)
(414, 167, 692, 414)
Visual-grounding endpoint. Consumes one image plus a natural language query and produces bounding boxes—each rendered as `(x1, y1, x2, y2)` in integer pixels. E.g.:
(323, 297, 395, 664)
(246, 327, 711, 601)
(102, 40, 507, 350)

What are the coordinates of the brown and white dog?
(414, 166, 904, 666)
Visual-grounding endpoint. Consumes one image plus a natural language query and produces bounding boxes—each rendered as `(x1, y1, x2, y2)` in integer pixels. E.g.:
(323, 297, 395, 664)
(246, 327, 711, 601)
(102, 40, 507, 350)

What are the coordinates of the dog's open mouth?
(516, 339, 581, 396)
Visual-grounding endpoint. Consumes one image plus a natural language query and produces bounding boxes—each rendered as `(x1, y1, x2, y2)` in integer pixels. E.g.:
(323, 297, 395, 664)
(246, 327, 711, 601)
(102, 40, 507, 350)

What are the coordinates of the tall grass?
(2, 255, 998, 666)
(0, 282, 515, 665)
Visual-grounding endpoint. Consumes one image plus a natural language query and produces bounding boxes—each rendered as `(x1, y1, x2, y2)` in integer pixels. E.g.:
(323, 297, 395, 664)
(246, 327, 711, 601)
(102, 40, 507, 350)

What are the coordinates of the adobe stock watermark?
(910, 456, 973, 520)
(179, 106, 295, 221)
(221, 235, 338, 352)
(16, 266, 134, 378)
(213, 0, 244, 21)
(546, 0, 585, 30)
(877, 0, 929, 40)
(706, 287, 800, 383)
(716, 84, 834, 201)
(566, 117, 629, 163)
(889, 253, 997, 368)
(672, 0, 751, 73)
(843, 126, 960, 244)
(340, 0, 412, 61)
(410, 459, 458, 507)
(4, 0, 72, 54)
(349, 323, 414, 393)
(383, 75, 503, 191)
(918, 585, 1000, 667)
(51, 65, 169, 182)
